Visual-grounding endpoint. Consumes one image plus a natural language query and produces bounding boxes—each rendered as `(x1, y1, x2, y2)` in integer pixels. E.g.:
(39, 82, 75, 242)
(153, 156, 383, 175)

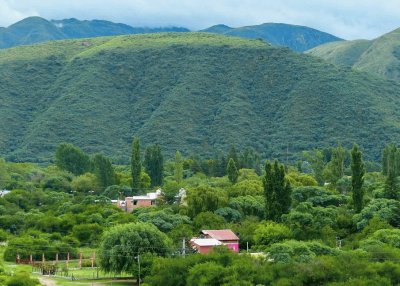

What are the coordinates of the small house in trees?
(113, 189, 161, 212)
(190, 238, 222, 254)
(190, 229, 240, 253)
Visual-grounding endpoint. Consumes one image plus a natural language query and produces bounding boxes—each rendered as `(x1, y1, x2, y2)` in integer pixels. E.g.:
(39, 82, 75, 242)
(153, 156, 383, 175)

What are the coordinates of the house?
(190, 229, 240, 253)
(190, 238, 222, 254)
(113, 189, 161, 212)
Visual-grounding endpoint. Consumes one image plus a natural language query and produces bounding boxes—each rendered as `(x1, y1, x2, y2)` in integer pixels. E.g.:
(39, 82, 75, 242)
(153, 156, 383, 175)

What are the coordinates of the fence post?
(78, 252, 82, 269)
(29, 254, 33, 264)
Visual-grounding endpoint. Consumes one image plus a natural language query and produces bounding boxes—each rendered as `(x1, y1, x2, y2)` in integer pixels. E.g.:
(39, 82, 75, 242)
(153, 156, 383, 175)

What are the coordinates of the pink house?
(190, 229, 240, 253)
(112, 190, 161, 212)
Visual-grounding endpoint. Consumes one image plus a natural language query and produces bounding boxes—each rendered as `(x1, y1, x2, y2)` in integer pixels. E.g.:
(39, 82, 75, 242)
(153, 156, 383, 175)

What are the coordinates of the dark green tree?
(351, 144, 365, 213)
(131, 137, 142, 193)
(226, 158, 239, 184)
(144, 144, 164, 187)
(263, 160, 292, 221)
(227, 145, 239, 168)
(93, 153, 115, 189)
(55, 143, 91, 175)
(303, 149, 325, 186)
(174, 151, 183, 184)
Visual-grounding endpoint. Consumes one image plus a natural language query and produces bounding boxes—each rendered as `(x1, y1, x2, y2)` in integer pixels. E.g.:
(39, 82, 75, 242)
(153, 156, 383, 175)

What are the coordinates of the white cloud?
(0, 0, 399, 39)
(0, 0, 38, 27)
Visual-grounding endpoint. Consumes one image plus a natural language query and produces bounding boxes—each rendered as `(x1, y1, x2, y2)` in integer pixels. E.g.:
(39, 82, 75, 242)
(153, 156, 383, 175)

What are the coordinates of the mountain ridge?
(201, 22, 343, 52)
(307, 27, 400, 81)
(0, 33, 399, 163)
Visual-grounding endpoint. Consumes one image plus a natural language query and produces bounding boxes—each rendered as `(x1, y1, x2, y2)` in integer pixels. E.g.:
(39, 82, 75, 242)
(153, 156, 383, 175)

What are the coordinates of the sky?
(0, 0, 399, 40)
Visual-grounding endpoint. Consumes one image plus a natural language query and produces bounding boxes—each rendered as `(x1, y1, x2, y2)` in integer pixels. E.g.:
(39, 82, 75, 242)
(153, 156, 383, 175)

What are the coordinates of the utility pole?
(182, 238, 186, 257)
(137, 254, 141, 286)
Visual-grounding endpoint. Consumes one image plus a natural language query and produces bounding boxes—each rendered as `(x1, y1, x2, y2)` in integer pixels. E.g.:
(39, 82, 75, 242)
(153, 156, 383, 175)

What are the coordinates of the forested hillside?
(1, 33, 400, 163)
(307, 28, 400, 82)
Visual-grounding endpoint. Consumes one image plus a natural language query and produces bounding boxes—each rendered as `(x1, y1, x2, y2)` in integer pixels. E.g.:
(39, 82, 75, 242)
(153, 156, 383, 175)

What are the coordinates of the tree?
(99, 222, 172, 275)
(131, 137, 142, 193)
(55, 143, 91, 175)
(226, 158, 239, 184)
(93, 153, 115, 189)
(0, 158, 10, 189)
(174, 151, 183, 183)
(187, 186, 228, 218)
(71, 173, 100, 194)
(329, 143, 345, 185)
(303, 150, 325, 186)
(144, 145, 164, 187)
(351, 144, 365, 213)
(227, 145, 239, 168)
(263, 160, 292, 221)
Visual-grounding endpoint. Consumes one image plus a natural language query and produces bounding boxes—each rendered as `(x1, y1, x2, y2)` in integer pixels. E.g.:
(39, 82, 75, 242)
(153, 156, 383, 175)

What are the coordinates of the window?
(133, 200, 138, 205)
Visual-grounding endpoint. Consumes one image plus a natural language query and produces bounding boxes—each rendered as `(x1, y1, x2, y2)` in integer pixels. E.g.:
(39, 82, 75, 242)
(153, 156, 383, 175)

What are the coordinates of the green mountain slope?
(0, 17, 189, 49)
(0, 33, 399, 163)
(307, 28, 400, 81)
(202, 23, 342, 52)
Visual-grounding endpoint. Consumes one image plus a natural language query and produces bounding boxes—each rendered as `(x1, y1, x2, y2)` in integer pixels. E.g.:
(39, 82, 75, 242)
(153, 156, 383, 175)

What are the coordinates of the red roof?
(201, 229, 239, 241)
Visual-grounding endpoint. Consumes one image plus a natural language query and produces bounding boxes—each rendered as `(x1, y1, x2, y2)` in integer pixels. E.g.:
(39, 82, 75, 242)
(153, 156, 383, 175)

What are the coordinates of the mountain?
(0, 33, 399, 163)
(201, 23, 342, 52)
(0, 17, 189, 49)
(307, 28, 400, 82)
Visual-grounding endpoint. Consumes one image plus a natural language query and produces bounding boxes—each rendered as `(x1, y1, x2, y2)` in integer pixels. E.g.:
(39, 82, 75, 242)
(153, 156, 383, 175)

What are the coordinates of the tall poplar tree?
(263, 160, 291, 221)
(93, 153, 115, 189)
(227, 158, 239, 184)
(144, 144, 164, 187)
(351, 144, 365, 213)
(174, 151, 183, 183)
(131, 137, 141, 193)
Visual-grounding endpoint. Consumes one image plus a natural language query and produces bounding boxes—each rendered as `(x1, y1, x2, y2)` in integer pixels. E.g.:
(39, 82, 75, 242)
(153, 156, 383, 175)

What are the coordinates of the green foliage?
(186, 261, 228, 286)
(55, 143, 91, 175)
(6, 272, 40, 286)
(214, 207, 242, 222)
(92, 153, 116, 189)
(227, 158, 239, 184)
(144, 144, 164, 187)
(174, 151, 183, 184)
(4, 234, 77, 261)
(187, 185, 228, 217)
(229, 179, 263, 197)
(99, 222, 172, 274)
(303, 150, 325, 185)
(263, 161, 292, 221)
(254, 221, 292, 247)
(351, 144, 365, 212)
(267, 240, 338, 263)
(229, 195, 265, 218)
(353, 198, 400, 230)
(131, 137, 142, 193)
(137, 208, 191, 232)
(193, 212, 226, 230)
(1, 33, 400, 162)
(71, 172, 100, 194)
